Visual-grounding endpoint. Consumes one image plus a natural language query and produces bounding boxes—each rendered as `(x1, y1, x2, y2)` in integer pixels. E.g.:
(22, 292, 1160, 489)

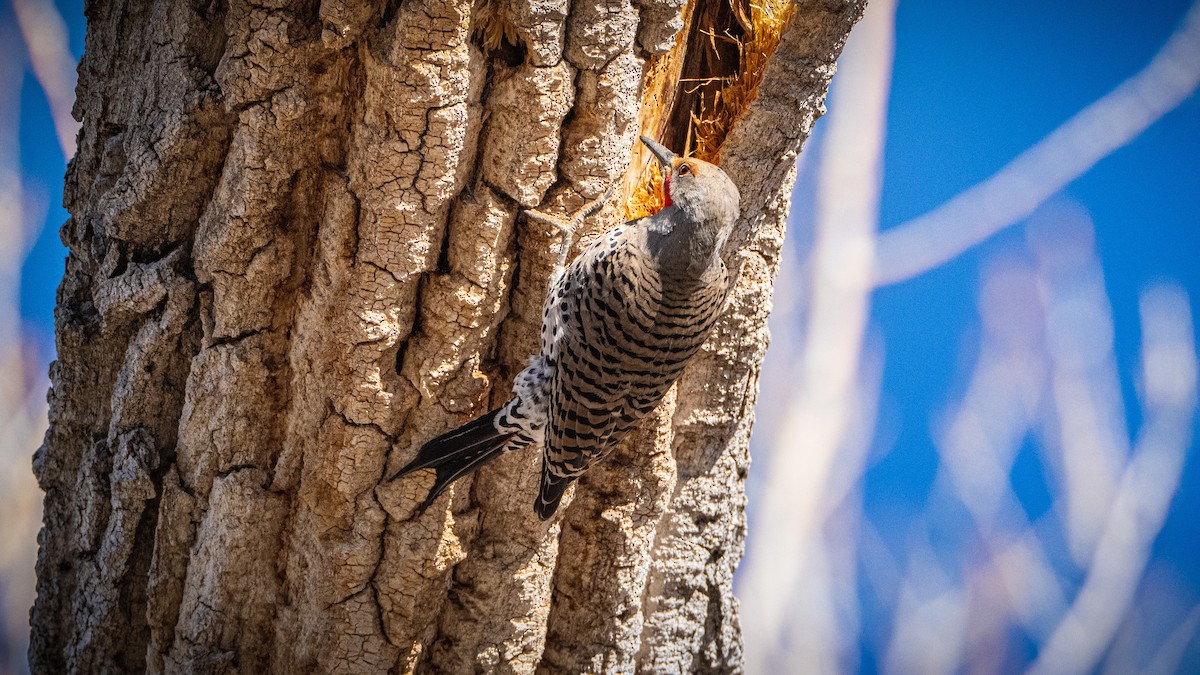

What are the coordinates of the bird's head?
(639, 135, 740, 229)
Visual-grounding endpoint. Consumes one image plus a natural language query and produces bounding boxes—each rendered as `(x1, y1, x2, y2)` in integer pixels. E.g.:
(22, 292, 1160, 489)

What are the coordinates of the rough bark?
(30, 0, 863, 673)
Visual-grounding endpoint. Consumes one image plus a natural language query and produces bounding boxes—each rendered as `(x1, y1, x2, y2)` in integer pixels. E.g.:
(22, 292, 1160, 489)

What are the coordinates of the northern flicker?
(394, 135, 741, 519)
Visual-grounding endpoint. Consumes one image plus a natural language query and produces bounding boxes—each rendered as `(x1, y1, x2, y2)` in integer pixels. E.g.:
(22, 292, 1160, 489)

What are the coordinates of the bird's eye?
(678, 163, 692, 176)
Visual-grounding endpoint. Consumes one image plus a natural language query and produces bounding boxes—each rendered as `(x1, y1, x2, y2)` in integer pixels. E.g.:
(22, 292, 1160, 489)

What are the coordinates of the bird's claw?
(523, 209, 575, 237)
(525, 183, 619, 275)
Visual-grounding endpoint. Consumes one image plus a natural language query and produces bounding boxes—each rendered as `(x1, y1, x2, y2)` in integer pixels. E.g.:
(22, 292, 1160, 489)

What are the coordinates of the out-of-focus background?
(1, 0, 1196, 673)
(1, 0, 81, 673)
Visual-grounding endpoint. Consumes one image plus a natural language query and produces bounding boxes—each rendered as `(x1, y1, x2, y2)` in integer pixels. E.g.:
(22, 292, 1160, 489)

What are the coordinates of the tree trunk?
(29, 0, 862, 672)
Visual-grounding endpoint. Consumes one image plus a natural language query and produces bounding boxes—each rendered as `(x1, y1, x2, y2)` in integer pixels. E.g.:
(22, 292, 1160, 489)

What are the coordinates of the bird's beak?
(639, 135, 676, 168)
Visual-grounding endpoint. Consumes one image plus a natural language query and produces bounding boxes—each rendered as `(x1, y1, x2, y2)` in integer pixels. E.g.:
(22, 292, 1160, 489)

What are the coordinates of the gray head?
(640, 135, 740, 231)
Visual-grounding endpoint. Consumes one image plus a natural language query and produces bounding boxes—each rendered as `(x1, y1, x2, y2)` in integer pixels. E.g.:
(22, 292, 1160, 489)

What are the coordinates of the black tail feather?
(534, 465, 575, 520)
(394, 407, 513, 514)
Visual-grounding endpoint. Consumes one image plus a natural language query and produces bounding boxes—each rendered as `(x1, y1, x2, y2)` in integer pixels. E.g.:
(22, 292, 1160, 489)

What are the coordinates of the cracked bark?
(30, 0, 864, 673)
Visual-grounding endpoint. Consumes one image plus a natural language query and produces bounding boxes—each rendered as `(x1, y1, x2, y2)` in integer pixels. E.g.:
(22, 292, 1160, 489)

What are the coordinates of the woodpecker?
(394, 135, 741, 519)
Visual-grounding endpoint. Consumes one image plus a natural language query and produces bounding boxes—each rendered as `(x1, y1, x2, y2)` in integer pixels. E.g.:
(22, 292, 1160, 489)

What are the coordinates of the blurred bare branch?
(933, 254, 1069, 637)
(1032, 284, 1196, 675)
(0, 15, 49, 675)
(740, 0, 895, 670)
(12, 0, 79, 158)
(1028, 202, 1130, 567)
(872, 0, 1200, 287)
(883, 534, 967, 675)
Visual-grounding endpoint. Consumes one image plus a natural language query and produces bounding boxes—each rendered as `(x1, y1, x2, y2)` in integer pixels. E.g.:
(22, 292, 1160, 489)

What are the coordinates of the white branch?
(1030, 285, 1197, 675)
(872, 1, 1200, 287)
(12, 0, 79, 158)
(741, 0, 895, 670)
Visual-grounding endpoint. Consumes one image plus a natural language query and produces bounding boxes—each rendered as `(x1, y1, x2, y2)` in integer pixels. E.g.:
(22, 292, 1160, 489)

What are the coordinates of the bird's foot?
(524, 183, 619, 274)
